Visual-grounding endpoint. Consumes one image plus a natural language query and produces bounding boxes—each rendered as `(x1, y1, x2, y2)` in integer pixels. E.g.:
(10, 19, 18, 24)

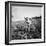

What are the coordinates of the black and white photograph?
(5, 1, 45, 44)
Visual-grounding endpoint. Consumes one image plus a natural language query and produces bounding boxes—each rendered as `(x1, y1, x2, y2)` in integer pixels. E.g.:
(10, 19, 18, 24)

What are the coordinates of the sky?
(12, 6, 41, 22)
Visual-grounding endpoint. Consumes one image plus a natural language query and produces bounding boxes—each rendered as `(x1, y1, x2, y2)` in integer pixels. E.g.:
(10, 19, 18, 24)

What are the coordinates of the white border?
(9, 2, 10, 41)
(9, 3, 44, 43)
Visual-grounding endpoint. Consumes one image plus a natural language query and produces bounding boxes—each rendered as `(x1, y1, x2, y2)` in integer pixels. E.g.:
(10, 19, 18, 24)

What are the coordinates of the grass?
(11, 16, 41, 40)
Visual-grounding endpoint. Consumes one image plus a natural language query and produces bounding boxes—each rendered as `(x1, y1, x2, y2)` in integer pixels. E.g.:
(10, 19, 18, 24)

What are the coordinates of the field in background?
(10, 16, 41, 40)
